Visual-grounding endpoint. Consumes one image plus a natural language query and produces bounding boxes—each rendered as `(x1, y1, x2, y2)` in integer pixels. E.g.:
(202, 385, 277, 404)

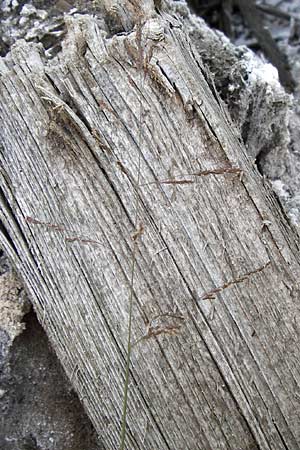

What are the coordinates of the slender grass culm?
(119, 4, 146, 450)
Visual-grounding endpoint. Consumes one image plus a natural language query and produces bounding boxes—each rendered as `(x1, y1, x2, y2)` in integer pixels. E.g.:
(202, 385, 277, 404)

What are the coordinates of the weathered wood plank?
(1, 8, 300, 450)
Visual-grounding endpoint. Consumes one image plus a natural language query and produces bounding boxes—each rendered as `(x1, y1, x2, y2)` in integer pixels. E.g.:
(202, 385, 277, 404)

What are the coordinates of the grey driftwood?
(1, 3, 300, 450)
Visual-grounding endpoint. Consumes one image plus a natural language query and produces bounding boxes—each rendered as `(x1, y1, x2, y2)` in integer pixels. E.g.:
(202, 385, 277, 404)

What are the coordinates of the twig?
(25, 216, 104, 247)
(132, 313, 185, 347)
(140, 166, 242, 187)
(256, 4, 300, 21)
(119, 8, 145, 450)
(199, 260, 271, 300)
(235, 0, 295, 91)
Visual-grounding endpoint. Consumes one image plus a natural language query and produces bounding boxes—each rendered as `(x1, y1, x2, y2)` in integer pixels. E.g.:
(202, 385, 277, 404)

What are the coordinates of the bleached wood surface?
(1, 6, 300, 450)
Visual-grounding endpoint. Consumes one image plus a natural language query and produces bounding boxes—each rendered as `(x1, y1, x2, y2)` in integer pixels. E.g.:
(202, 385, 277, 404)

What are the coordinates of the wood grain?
(1, 10, 300, 450)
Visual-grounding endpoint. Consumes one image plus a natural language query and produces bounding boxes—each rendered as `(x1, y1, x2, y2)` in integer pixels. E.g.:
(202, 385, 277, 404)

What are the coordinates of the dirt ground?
(0, 258, 101, 450)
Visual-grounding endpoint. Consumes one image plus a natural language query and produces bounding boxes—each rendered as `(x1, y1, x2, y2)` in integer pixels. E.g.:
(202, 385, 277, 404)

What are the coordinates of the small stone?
(20, 4, 37, 17)
(0, 388, 6, 399)
(36, 9, 48, 20)
(19, 16, 29, 26)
